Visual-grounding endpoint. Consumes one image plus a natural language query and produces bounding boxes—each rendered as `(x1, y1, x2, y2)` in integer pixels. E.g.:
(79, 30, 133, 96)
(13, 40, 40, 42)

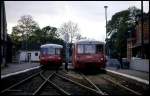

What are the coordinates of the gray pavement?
(1, 62, 40, 75)
(106, 58, 149, 81)
(106, 66, 149, 81)
(1, 62, 72, 76)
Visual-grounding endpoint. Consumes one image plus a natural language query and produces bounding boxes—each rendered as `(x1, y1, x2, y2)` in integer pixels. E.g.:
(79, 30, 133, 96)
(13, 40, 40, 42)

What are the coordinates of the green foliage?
(106, 7, 142, 58)
(11, 15, 39, 50)
(11, 15, 65, 51)
(26, 26, 65, 50)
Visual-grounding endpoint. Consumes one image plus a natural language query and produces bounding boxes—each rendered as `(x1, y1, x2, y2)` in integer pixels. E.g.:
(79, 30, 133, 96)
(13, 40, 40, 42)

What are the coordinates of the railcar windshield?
(85, 45, 96, 54)
(77, 44, 103, 54)
(41, 48, 48, 55)
(55, 48, 61, 55)
(48, 48, 55, 55)
(41, 47, 61, 55)
(78, 45, 84, 54)
(96, 44, 104, 53)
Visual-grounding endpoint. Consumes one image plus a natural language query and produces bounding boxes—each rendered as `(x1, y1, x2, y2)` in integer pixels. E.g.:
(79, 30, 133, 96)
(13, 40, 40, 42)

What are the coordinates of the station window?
(35, 52, 38, 56)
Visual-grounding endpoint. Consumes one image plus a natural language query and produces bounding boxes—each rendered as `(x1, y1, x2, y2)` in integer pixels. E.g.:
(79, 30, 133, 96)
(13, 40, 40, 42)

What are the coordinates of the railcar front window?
(48, 47, 55, 55)
(55, 48, 60, 55)
(85, 45, 96, 54)
(78, 45, 84, 54)
(96, 44, 103, 53)
(41, 48, 48, 55)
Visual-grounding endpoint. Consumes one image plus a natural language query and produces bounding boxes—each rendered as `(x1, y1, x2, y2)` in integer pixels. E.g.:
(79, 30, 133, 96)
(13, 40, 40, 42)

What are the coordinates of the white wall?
(20, 52, 27, 61)
(19, 51, 40, 62)
(31, 51, 40, 61)
(130, 57, 149, 72)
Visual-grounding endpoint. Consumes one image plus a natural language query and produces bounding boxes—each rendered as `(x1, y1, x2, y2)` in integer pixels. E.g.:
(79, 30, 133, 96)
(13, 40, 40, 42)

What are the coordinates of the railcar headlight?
(48, 56, 53, 59)
(58, 57, 61, 60)
(100, 58, 104, 61)
(41, 57, 45, 59)
(76, 56, 80, 60)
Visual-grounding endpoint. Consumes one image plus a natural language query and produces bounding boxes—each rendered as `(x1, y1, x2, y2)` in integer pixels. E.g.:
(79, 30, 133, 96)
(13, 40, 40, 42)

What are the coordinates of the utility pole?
(104, 6, 108, 57)
(104, 6, 108, 39)
(141, 1, 144, 59)
(65, 33, 69, 71)
(44, 31, 46, 44)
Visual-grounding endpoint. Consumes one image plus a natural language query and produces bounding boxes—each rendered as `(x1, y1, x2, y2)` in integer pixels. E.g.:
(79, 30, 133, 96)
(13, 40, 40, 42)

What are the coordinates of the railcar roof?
(75, 39, 105, 44)
(40, 44, 63, 48)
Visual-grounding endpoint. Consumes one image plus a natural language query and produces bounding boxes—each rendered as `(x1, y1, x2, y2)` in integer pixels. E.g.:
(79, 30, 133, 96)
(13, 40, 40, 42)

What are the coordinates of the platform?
(106, 66, 149, 85)
(1, 62, 40, 78)
(106, 67, 149, 81)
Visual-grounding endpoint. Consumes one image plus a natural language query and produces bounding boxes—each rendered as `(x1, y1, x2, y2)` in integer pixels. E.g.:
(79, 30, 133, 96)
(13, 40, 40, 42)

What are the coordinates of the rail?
(55, 72, 105, 95)
(1, 70, 107, 95)
(80, 73, 107, 95)
(1, 70, 43, 94)
(102, 76, 142, 95)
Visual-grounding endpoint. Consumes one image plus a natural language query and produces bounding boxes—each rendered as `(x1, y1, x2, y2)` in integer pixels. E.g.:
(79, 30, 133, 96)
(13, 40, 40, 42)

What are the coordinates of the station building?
(1, 1, 13, 67)
(127, 12, 149, 72)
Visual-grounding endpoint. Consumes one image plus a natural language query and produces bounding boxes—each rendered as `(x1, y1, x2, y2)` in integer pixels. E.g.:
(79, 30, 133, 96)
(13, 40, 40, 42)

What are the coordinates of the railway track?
(1, 70, 47, 95)
(64, 69, 149, 95)
(101, 74, 149, 95)
(101, 76, 142, 95)
(1, 68, 148, 95)
(1, 70, 105, 95)
(53, 72, 105, 95)
(61, 70, 107, 94)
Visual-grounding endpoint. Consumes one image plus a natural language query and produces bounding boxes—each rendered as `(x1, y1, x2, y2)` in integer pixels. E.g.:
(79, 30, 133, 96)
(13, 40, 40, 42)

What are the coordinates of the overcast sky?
(5, 1, 149, 42)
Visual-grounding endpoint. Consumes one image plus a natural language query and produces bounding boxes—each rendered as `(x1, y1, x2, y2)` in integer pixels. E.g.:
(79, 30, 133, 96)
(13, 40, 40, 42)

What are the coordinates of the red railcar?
(72, 40, 106, 69)
(39, 44, 63, 67)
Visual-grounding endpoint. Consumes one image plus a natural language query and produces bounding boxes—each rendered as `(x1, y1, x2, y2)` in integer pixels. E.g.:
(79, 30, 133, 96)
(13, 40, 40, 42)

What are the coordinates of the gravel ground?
(50, 73, 100, 95)
(39, 82, 61, 95)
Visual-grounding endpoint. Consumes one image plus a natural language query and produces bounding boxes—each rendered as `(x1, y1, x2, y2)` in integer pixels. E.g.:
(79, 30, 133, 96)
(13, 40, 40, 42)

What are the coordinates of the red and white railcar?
(72, 40, 106, 69)
(39, 44, 63, 67)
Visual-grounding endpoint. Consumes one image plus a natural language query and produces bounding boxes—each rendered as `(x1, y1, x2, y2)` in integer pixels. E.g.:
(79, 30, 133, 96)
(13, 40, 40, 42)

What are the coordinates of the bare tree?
(18, 15, 39, 36)
(76, 33, 87, 41)
(59, 21, 79, 43)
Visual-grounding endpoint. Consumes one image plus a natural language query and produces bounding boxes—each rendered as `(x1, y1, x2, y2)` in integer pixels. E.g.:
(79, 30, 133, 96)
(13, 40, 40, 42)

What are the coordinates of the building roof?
(19, 50, 40, 52)
(40, 44, 63, 48)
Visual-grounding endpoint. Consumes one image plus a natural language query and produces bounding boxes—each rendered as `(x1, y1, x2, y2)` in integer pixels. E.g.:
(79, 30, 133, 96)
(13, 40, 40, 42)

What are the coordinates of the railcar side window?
(78, 45, 84, 54)
(85, 45, 96, 54)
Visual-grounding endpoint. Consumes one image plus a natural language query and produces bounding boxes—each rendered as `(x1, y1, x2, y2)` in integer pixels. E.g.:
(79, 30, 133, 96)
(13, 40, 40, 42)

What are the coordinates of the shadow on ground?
(74, 68, 106, 75)
(40, 65, 63, 71)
